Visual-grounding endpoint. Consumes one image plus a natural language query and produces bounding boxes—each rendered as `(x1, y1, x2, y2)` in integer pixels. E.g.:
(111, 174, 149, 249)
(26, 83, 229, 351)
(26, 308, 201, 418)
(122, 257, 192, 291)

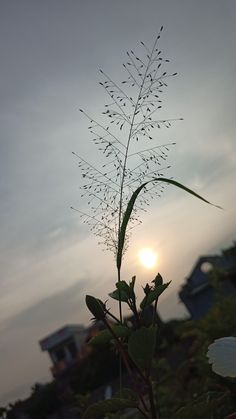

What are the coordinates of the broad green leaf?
(172, 391, 228, 419)
(89, 325, 131, 346)
(173, 402, 213, 419)
(109, 287, 129, 302)
(128, 326, 157, 370)
(173, 399, 223, 419)
(114, 388, 138, 401)
(116, 177, 221, 270)
(140, 282, 171, 309)
(152, 273, 163, 286)
(82, 397, 137, 419)
(109, 280, 135, 303)
(85, 295, 105, 320)
(116, 280, 132, 297)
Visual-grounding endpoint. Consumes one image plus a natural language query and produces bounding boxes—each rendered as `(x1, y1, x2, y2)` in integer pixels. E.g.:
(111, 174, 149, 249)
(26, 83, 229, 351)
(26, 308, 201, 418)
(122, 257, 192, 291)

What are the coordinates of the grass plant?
(73, 28, 219, 419)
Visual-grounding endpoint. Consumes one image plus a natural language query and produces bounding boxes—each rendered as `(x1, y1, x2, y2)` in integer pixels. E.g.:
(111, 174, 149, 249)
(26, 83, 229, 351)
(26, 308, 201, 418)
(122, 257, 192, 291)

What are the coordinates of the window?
(67, 340, 77, 359)
(55, 347, 65, 361)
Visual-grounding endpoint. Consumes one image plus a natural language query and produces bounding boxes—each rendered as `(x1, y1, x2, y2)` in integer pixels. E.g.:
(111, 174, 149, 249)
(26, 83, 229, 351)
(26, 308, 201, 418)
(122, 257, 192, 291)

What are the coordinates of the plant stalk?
(104, 318, 153, 417)
(147, 378, 158, 419)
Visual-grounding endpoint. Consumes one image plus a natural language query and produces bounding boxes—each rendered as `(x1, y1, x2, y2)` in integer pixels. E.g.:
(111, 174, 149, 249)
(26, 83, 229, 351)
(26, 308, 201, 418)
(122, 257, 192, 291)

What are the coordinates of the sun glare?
(139, 248, 158, 269)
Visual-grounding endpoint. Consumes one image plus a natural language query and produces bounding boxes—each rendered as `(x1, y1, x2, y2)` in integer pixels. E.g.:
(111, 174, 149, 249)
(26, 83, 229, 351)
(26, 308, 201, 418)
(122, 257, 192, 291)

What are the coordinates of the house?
(179, 242, 236, 319)
(39, 322, 104, 378)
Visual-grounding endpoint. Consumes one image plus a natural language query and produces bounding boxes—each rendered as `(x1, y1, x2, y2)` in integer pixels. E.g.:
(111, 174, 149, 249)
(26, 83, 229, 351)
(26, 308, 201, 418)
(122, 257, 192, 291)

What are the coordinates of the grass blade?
(116, 177, 222, 269)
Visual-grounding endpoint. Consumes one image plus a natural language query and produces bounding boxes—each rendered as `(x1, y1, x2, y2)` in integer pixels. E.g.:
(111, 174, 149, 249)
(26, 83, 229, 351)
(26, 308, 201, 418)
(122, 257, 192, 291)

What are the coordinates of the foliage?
(5, 383, 60, 419)
(69, 343, 120, 395)
(128, 326, 157, 370)
(0, 408, 7, 419)
(5, 295, 235, 418)
(82, 397, 138, 419)
(151, 295, 236, 418)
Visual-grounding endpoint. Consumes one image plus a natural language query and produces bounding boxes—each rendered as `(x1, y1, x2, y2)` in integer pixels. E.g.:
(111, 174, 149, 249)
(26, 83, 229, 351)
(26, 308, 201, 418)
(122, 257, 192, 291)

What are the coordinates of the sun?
(139, 248, 158, 269)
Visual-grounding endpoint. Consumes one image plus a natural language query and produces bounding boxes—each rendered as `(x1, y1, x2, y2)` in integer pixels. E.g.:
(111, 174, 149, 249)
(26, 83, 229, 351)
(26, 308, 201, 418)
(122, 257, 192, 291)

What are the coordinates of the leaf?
(140, 282, 171, 310)
(85, 295, 105, 320)
(109, 289, 129, 303)
(89, 325, 131, 346)
(109, 279, 134, 302)
(116, 177, 222, 270)
(173, 402, 213, 419)
(130, 276, 136, 291)
(116, 280, 132, 297)
(114, 388, 138, 401)
(152, 273, 163, 287)
(173, 391, 228, 419)
(128, 326, 157, 370)
(82, 398, 137, 419)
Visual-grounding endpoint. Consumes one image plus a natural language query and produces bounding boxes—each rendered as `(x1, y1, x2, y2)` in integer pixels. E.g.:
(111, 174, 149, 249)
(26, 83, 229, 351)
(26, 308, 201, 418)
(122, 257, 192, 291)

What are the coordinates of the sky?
(0, 0, 236, 405)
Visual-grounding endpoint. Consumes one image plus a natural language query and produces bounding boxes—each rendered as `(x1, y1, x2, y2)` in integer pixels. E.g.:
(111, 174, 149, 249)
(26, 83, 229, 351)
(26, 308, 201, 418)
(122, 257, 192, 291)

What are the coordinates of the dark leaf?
(140, 282, 171, 309)
(85, 295, 105, 320)
(114, 388, 138, 401)
(128, 326, 157, 369)
(82, 398, 137, 419)
(152, 273, 163, 287)
(109, 289, 129, 303)
(116, 280, 132, 298)
(89, 325, 131, 346)
(116, 177, 221, 270)
(130, 276, 136, 291)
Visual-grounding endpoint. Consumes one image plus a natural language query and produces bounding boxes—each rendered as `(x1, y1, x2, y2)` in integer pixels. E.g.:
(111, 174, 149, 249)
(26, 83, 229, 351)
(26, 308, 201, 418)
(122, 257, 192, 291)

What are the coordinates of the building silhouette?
(179, 242, 236, 319)
(39, 323, 102, 378)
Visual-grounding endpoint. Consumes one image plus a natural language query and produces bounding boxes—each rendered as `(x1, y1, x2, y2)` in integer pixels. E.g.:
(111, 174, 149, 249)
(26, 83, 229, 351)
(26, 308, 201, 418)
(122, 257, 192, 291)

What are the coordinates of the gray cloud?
(4, 279, 88, 331)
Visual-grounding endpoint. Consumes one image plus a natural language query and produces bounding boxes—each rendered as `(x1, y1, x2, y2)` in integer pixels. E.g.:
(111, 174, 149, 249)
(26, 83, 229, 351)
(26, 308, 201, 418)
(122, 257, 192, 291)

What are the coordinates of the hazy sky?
(0, 0, 236, 405)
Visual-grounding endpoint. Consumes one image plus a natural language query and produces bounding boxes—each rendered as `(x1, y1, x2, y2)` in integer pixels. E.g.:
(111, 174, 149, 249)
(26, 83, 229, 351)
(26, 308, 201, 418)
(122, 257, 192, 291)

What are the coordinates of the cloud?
(4, 279, 88, 332)
(0, 279, 88, 404)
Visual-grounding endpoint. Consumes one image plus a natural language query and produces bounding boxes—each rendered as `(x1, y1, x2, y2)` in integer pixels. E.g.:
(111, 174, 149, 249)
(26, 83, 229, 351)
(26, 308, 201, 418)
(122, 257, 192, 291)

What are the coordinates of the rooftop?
(39, 324, 85, 351)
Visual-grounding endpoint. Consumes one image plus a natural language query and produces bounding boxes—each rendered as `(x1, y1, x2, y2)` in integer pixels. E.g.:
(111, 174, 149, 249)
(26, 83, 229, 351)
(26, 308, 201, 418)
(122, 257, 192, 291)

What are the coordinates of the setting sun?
(139, 248, 158, 269)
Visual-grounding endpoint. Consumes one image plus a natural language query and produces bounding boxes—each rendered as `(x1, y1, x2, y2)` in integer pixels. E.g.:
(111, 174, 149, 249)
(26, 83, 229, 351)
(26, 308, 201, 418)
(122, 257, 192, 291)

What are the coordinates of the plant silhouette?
(72, 26, 182, 260)
(72, 29, 220, 419)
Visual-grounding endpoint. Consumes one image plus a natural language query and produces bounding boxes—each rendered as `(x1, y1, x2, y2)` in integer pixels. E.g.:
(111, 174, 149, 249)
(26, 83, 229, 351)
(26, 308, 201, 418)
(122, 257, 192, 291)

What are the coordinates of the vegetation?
(2, 292, 235, 418)
(155, 295, 236, 418)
